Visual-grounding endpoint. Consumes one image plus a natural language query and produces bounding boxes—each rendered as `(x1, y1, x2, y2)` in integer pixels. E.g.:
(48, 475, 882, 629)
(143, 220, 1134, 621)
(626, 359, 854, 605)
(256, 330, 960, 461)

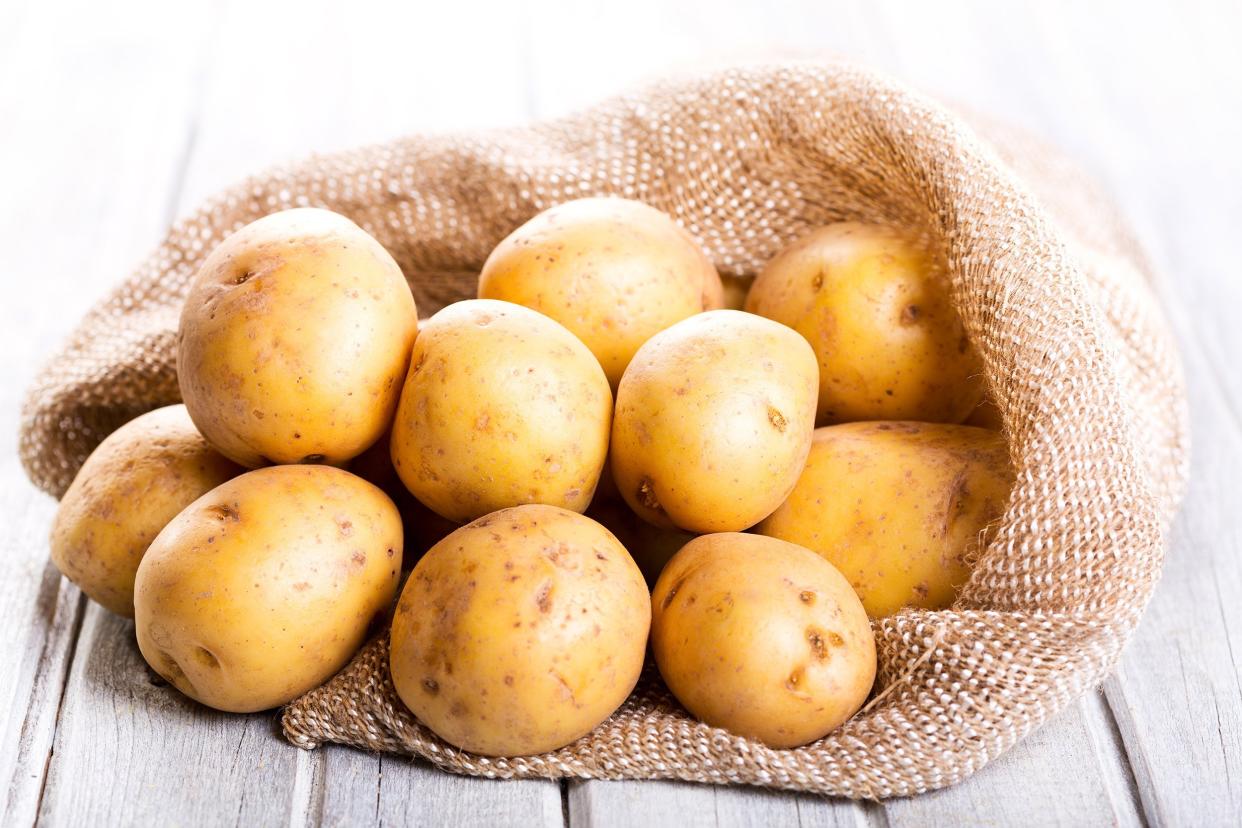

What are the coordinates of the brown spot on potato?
(301, 454, 325, 464)
(811, 272, 824, 291)
(503, 675, 514, 686)
(807, 629, 828, 660)
(351, 550, 366, 567)
(767, 406, 787, 432)
(387, 547, 396, 558)
(785, 667, 804, 690)
(799, 590, 815, 604)
(827, 631, 845, 647)
(206, 503, 240, 522)
(535, 580, 553, 613)
(637, 477, 663, 513)
(661, 576, 686, 610)
(234, 270, 255, 285)
(293, 582, 311, 591)
(422, 678, 439, 694)
(900, 304, 920, 325)
(336, 518, 353, 536)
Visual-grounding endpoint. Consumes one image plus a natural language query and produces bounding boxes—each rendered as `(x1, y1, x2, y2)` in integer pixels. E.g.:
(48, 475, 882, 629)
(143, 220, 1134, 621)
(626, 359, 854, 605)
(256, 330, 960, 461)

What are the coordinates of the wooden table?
(2, 1, 1238, 824)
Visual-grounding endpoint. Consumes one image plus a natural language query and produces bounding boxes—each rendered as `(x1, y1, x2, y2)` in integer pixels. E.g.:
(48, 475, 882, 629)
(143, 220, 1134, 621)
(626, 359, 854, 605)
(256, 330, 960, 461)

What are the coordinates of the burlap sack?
(19, 60, 1188, 799)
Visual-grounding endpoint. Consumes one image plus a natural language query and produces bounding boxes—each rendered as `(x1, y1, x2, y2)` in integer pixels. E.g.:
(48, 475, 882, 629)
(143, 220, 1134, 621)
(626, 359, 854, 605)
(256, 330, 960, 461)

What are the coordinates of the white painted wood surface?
(1, 0, 1237, 825)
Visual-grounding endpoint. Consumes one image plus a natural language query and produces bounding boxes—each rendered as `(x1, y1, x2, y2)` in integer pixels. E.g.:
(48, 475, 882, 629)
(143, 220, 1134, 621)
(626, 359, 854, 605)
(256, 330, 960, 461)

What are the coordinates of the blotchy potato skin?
(477, 198, 724, 387)
(610, 309, 818, 533)
(50, 405, 242, 617)
(390, 300, 612, 523)
(651, 533, 876, 748)
(134, 465, 403, 713)
(177, 208, 418, 467)
(389, 504, 650, 756)
(745, 222, 983, 424)
(756, 422, 1013, 617)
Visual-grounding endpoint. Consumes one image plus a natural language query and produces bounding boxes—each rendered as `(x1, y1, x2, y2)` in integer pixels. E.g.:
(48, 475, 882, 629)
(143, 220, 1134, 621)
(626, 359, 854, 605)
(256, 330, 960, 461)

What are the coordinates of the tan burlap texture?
(20, 61, 1188, 799)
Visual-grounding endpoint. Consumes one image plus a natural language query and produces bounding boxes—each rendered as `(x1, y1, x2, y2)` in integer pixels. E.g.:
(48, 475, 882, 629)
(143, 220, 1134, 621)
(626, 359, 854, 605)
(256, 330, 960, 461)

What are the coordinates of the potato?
(745, 222, 983, 424)
(585, 497, 695, 588)
(178, 208, 418, 467)
(50, 405, 242, 617)
(135, 465, 402, 712)
(390, 299, 611, 523)
(756, 422, 1013, 617)
(390, 504, 650, 756)
(651, 533, 875, 748)
(610, 309, 818, 533)
(477, 198, 725, 387)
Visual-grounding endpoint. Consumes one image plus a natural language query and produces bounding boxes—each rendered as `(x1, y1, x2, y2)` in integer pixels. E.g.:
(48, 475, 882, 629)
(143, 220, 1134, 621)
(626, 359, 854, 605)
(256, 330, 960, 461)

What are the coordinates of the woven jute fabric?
(20, 60, 1188, 799)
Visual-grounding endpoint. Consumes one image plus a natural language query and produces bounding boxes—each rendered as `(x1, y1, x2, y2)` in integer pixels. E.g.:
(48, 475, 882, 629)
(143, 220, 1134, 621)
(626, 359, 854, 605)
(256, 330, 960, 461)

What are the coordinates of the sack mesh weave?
(19, 60, 1188, 799)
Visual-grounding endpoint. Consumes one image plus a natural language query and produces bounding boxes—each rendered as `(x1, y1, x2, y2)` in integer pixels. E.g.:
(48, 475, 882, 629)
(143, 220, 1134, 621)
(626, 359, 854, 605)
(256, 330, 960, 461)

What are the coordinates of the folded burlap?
(20, 60, 1188, 799)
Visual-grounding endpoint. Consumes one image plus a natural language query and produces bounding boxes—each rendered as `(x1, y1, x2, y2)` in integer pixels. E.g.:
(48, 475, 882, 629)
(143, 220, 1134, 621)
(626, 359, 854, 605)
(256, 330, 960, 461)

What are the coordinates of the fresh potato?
(49, 405, 242, 617)
(745, 222, 983, 424)
(390, 299, 611, 523)
(585, 497, 695, 588)
(135, 465, 402, 712)
(651, 533, 875, 748)
(610, 309, 818, 533)
(477, 198, 725, 387)
(756, 422, 1012, 617)
(178, 208, 418, 467)
(390, 504, 650, 756)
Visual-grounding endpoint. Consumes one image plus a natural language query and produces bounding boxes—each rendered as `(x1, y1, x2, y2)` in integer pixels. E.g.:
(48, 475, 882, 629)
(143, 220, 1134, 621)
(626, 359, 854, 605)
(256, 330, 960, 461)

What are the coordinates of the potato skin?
(651, 533, 875, 748)
(50, 405, 242, 617)
(745, 222, 983, 424)
(610, 309, 818, 533)
(134, 465, 403, 712)
(390, 299, 612, 523)
(756, 422, 1013, 617)
(177, 208, 418, 467)
(389, 504, 650, 756)
(477, 198, 724, 387)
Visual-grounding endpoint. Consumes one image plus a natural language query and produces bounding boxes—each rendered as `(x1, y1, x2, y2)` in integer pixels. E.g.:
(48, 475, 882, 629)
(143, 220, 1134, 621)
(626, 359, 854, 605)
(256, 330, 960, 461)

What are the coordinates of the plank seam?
(30, 588, 86, 828)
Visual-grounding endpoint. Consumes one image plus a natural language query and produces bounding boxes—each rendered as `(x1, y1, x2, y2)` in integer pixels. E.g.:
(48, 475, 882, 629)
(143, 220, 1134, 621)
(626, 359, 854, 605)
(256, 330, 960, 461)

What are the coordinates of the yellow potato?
(390, 504, 650, 756)
(585, 497, 695, 588)
(745, 222, 983, 424)
(50, 405, 242, 617)
(178, 208, 418, 467)
(610, 309, 818, 532)
(477, 198, 724, 387)
(390, 299, 611, 523)
(756, 422, 1013, 617)
(135, 465, 402, 712)
(651, 533, 875, 748)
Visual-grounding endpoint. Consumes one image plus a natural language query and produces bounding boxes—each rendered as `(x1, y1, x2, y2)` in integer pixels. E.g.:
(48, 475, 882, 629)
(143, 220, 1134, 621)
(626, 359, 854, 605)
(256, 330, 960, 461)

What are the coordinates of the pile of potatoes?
(50, 197, 1012, 754)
